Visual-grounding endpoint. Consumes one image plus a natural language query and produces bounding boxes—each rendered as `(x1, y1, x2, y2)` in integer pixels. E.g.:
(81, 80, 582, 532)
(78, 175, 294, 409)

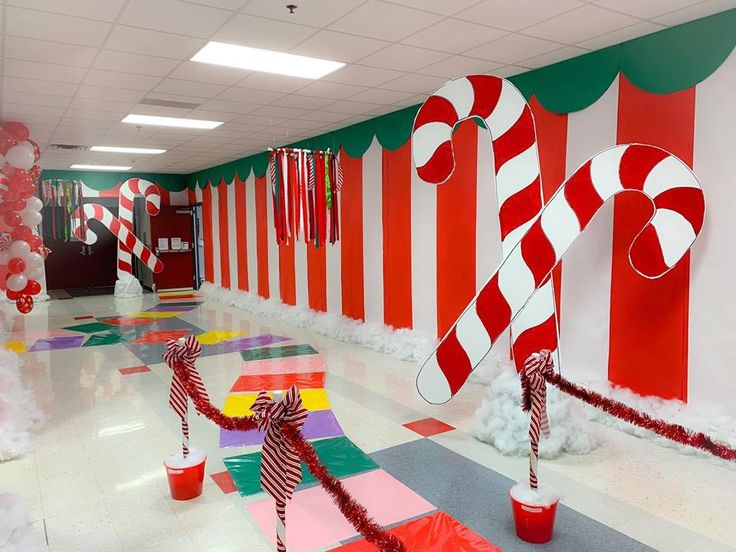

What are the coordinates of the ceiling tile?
(418, 55, 501, 78)
(3, 92, 72, 108)
(143, 92, 210, 105)
(93, 51, 181, 77)
(324, 64, 404, 87)
(169, 61, 251, 86)
(403, 19, 507, 54)
(390, 94, 427, 107)
(576, 21, 665, 50)
(214, 14, 317, 50)
(492, 64, 530, 77)
(8, 0, 126, 22)
(76, 85, 147, 103)
(196, 99, 261, 114)
(250, 105, 309, 119)
(184, 110, 247, 122)
(105, 26, 205, 59)
(185, 0, 248, 10)
(593, 0, 703, 19)
(69, 97, 136, 114)
(65, 109, 128, 122)
(323, 100, 383, 115)
(119, 0, 231, 38)
(290, 31, 389, 63)
(386, 0, 485, 15)
(360, 44, 449, 72)
(4, 103, 67, 117)
(297, 81, 367, 100)
(85, 69, 163, 91)
(270, 95, 336, 110)
(7, 7, 111, 47)
(236, 73, 312, 93)
(519, 45, 588, 68)
(652, 0, 736, 26)
(466, 33, 562, 63)
(348, 88, 416, 104)
(278, 118, 329, 130)
(216, 87, 286, 104)
(4, 59, 87, 83)
(4, 77, 78, 97)
(130, 103, 195, 117)
(234, 113, 289, 126)
(154, 78, 228, 98)
(5, 37, 97, 68)
(329, 1, 443, 41)
(455, 0, 584, 31)
(524, 5, 639, 44)
(242, 0, 365, 26)
(382, 73, 447, 93)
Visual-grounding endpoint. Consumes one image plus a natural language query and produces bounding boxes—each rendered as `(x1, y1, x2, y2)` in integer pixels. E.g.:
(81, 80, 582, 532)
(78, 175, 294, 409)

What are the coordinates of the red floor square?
(132, 329, 189, 344)
(74, 315, 94, 320)
(119, 365, 151, 375)
(103, 317, 154, 327)
(210, 471, 237, 494)
(403, 417, 455, 437)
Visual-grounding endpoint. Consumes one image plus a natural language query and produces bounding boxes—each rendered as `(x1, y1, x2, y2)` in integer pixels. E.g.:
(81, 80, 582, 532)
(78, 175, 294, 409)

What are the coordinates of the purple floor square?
(219, 334, 290, 352)
(220, 409, 343, 448)
(147, 305, 197, 312)
(29, 335, 85, 352)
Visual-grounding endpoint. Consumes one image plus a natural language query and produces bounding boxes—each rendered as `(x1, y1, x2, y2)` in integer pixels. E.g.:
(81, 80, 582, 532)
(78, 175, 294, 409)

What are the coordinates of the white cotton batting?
(0, 351, 43, 463)
(510, 482, 560, 507)
(165, 449, 206, 469)
(0, 490, 43, 551)
(114, 274, 143, 298)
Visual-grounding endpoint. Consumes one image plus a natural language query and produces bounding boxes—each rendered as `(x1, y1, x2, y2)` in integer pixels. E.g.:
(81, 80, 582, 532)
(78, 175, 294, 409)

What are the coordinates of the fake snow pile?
(165, 449, 206, 469)
(114, 274, 143, 298)
(472, 357, 601, 458)
(510, 482, 560, 507)
(201, 283, 436, 363)
(0, 491, 43, 551)
(0, 350, 43, 462)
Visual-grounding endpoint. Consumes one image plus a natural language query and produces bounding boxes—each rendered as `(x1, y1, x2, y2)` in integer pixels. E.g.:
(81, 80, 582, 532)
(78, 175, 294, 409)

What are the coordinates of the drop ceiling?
(2, 0, 732, 174)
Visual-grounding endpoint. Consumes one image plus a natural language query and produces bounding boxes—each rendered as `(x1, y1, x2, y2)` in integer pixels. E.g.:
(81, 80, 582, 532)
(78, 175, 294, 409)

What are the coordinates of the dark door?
(149, 206, 195, 290)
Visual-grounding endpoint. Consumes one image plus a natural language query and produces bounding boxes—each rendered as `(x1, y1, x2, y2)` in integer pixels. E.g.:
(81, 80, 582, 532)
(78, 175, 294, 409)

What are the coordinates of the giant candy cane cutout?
(118, 178, 160, 278)
(413, 75, 559, 372)
(416, 143, 704, 403)
(73, 203, 163, 274)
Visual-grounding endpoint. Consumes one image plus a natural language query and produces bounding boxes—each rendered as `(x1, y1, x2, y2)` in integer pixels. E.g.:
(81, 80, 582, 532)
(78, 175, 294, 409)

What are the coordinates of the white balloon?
(6, 142, 34, 171)
(9, 240, 30, 259)
(0, 251, 8, 266)
(24, 252, 43, 270)
(6, 273, 27, 292)
(24, 196, 43, 212)
(21, 211, 42, 227)
(26, 267, 44, 280)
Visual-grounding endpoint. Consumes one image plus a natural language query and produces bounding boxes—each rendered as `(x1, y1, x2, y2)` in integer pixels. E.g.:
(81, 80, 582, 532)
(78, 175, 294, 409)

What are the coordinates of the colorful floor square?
(195, 330, 246, 345)
(146, 305, 198, 313)
(219, 333, 290, 352)
(132, 329, 190, 345)
(403, 417, 455, 437)
(224, 436, 378, 496)
(220, 408, 343, 448)
(223, 388, 330, 416)
(4, 340, 25, 353)
(28, 335, 85, 351)
(99, 317, 155, 327)
(119, 365, 151, 375)
(230, 371, 326, 392)
(83, 333, 131, 347)
(240, 344, 318, 362)
(240, 355, 325, 375)
(131, 311, 182, 319)
(63, 322, 118, 334)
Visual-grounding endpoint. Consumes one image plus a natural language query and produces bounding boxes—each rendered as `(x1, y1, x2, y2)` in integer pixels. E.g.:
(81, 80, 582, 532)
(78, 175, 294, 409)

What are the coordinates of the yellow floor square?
(3, 340, 25, 353)
(132, 311, 182, 319)
(196, 330, 246, 346)
(223, 388, 330, 416)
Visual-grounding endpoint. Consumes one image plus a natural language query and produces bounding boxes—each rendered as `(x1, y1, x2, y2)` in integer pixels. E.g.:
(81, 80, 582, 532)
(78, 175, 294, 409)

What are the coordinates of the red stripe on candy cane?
(118, 179, 161, 277)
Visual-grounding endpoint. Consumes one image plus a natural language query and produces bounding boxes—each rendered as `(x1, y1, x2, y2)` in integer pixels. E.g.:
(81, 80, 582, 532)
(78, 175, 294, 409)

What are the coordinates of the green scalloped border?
(41, 169, 188, 192)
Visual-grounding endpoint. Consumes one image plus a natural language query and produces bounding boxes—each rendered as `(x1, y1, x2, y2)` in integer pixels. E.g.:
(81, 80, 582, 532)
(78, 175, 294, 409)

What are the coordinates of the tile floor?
(1, 293, 735, 551)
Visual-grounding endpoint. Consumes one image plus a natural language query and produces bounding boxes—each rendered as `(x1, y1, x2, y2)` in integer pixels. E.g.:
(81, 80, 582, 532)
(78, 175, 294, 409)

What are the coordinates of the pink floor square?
(241, 355, 326, 376)
(403, 418, 455, 437)
(119, 366, 151, 375)
(247, 470, 434, 552)
(210, 471, 237, 494)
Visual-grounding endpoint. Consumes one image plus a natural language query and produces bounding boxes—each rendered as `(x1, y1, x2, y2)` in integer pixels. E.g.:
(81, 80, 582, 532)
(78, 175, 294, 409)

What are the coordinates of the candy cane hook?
(73, 203, 163, 274)
(417, 144, 705, 404)
(413, 75, 559, 372)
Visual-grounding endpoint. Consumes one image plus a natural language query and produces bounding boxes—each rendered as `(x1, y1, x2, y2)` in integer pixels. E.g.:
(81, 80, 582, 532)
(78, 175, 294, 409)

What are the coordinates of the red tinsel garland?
(546, 372, 736, 462)
(171, 360, 406, 551)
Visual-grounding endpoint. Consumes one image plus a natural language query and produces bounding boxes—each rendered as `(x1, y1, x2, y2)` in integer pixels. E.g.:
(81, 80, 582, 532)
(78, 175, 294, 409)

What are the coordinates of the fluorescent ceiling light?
(70, 164, 132, 171)
(90, 146, 166, 155)
(191, 41, 345, 79)
(122, 114, 223, 129)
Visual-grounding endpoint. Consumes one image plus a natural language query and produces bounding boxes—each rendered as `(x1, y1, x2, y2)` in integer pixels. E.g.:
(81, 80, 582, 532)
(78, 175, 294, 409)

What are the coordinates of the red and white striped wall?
(196, 50, 736, 417)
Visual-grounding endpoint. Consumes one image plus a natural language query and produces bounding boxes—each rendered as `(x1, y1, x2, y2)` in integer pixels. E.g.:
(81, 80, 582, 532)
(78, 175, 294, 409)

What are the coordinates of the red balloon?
(8, 257, 25, 274)
(0, 131, 18, 155)
(3, 122, 30, 142)
(12, 225, 32, 241)
(19, 184, 36, 199)
(28, 140, 41, 162)
(29, 165, 42, 181)
(23, 280, 41, 295)
(5, 289, 20, 300)
(3, 213, 20, 227)
(28, 235, 43, 251)
(10, 199, 26, 212)
(15, 295, 33, 314)
(7, 171, 32, 190)
(1, 189, 19, 203)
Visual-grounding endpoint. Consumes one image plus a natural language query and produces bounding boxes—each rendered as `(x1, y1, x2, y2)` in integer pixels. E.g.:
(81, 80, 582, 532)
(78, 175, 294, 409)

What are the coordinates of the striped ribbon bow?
(522, 350, 555, 490)
(162, 335, 208, 456)
(252, 386, 308, 552)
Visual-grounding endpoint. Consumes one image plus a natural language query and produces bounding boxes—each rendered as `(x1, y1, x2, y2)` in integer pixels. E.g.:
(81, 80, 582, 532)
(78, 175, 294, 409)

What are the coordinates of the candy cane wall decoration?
(413, 75, 559, 372)
(118, 178, 160, 278)
(416, 143, 704, 404)
(73, 203, 163, 274)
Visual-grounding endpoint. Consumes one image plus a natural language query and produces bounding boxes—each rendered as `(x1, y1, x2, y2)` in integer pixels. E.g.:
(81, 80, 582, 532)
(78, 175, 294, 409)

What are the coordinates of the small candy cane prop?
(521, 350, 554, 489)
(413, 75, 559, 372)
(118, 178, 160, 278)
(73, 203, 163, 274)
(417, 144, 705, 403)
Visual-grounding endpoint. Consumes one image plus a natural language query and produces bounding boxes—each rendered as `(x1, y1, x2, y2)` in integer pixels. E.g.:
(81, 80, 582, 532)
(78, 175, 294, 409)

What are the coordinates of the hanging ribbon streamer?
(268, 147, 343, 248)
(39, 179, 85, 242)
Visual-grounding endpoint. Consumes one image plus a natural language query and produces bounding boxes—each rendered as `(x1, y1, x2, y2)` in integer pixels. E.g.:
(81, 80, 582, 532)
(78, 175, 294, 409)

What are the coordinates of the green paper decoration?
(240, 344, 318, 362)
(223, 436, 378, 496)
(40, 170, 188, 192)
(83, 333, 131, 347)
(63, 322, 120, 334)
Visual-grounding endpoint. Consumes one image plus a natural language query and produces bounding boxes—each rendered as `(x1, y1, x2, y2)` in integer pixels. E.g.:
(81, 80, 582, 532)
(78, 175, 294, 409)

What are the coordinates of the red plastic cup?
(510, 490, 559, 544)
(164, 453, 206, 501)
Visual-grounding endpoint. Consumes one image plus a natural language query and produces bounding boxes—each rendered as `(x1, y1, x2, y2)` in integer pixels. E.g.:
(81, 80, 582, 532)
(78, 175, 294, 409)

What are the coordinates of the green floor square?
(63, 322, 118, 334)
(223, 436, 377, 496)
(240, 344, 318, 362)
(83, 333, 131, 347)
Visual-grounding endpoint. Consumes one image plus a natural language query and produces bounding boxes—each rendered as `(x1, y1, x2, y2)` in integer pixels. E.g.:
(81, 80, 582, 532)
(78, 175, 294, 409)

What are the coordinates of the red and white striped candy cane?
(73, 203, 163, 274)
(413, 75, 559, 372)
(417, 144, 705, 404)
(118, 178, 160, 278)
